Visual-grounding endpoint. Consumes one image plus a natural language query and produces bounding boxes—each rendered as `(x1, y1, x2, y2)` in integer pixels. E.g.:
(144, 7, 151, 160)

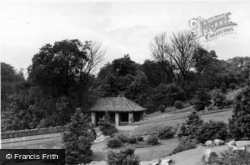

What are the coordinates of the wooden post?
(140, 111, 146, 121)
(115, 113, 120, 126)
(129, 113, 134, 124)
(91, 112, 96, 126)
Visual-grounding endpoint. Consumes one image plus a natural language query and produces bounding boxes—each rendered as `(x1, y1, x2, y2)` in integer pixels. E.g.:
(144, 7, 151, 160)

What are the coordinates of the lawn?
(2, 108, 233, 162)
(92, 137, 180, 161)
(131, 109, 233, 136)
(2, 137, 62, 149)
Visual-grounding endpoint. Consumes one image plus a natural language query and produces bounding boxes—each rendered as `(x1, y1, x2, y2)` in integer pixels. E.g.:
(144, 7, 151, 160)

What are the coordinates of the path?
(1, 126, 137, 149)
(1, 133, 62, 149)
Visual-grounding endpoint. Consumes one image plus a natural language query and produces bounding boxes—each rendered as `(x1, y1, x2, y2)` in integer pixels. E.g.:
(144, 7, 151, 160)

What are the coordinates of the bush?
(229, 87, 250, 140)
(224, 99, 234, 106)
(193, 88, 211, 111)
(219, 149, 250, 165)
(157, 126, 175, 140)
(171, 141, 196, 155)
(107, 138, 123, 148)
(115, 133, 128, 143)
(196, 120, 229, 144)
(177, 111, 203, 142)
(137, 136, 143, 141)
(229, 83, 236, 90)
(147, 135, 159, 145)
(220, 82, 227, 93)
(146, 83, 186, 112)
(107, 147, 140, 165)
(212, 89, 226, 109)
(160, 104, 165, 113)
(62, 132, 71, 142)
(99, 112, 118, 137)
(128, 136, 137, 144)
(174, 100, 183, 109)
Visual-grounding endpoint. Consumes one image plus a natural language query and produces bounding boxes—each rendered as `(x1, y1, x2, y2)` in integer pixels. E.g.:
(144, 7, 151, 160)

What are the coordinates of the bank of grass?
(131, 109, 232, 136)
(92, 137, 180, 161)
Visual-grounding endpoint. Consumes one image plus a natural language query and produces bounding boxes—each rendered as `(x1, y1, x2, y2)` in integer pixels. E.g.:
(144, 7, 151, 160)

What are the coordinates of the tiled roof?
(90, 97, 146, 112)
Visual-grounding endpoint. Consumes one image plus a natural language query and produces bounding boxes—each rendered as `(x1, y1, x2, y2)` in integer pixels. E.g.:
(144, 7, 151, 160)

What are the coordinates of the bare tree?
(81, 41, 106, 81)
(168, 30, 198, 86)
(150, 33, 176, 83)
(150, 30, 198, 86)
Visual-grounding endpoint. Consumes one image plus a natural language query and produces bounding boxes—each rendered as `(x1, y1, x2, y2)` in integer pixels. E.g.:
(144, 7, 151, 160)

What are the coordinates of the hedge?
(1, 125, 68, 139)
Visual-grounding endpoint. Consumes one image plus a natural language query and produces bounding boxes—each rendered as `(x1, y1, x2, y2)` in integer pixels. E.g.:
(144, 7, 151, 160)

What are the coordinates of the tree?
(1, 62, 25, 112)
(26, 39, 103, 126)
(227, 57, 250, 87)
(193, 88, 211, 111)
(177, 111, 203, 142)
(229, 87, 250, 140)
(28, 40, 104, 101)
(212, 89, 227, 109)
(97, 55, 149, 106)
(98, 112, 118, 136)
(2, 82, 36, 131)
(192, 47, 220, 89)
(63, 109, 93, 164)
(142, 60, 171, 87)
(145, 83, 186, 113)
(151, 31, 198, 86)
(150, 33, 176, 84)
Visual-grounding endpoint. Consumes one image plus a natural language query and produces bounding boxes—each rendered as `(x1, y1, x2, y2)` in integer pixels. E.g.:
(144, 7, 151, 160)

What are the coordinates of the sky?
(1, 0, 250, 77)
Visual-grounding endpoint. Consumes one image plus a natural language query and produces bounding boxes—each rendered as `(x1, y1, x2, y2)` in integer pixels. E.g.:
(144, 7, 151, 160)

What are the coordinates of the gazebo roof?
(89, 97, 146, 112)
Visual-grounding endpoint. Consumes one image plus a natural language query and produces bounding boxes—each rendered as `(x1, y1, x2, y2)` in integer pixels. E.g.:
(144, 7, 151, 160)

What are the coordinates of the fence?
(1, 125, 68, 139)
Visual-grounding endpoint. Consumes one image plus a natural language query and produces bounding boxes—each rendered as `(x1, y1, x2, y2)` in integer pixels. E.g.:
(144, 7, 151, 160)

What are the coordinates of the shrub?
(196, 120, 229, 144)
(220, 82, 227, 93)
(219, 149, 250, 165)
(107, 147, 140, 165)
(193, 88, 211, 111)
(115, 133, 128, 143)
(62, 132, 71, 142)
(177, 111, 203, 142)
(224, 99, 234, 106)
(212, 89, 226, 109)
(146, 83, 186, 112)
(174, 100, 183, 109)
(137, 136, 143, 141)
(128, 136, 137, 144)
(171, 141, 196, 155)
(229, 87, 250, 140)
(229, 83, 236, 90)
(160, 104, 165, 113)
(99, 112, 118, 137)
(107, 138, 123, 148)
(147, 135, 159, 145)
(157, 126, 175, 140)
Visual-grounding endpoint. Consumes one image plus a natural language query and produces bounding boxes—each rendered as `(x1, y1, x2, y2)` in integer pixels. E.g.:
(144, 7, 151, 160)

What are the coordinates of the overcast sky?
(1, 0, 250, 76)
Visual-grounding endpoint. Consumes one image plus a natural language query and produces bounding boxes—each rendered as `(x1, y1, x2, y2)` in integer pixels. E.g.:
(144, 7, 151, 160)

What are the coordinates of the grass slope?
(131, 109, 232, 136)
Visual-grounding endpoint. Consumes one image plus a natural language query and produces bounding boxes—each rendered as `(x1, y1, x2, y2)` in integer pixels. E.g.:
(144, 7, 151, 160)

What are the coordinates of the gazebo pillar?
(129, 113, 134, 124)
(140, 111, 145, 120)
(115, 113, 120, 126)
(91, 112, 96, 126)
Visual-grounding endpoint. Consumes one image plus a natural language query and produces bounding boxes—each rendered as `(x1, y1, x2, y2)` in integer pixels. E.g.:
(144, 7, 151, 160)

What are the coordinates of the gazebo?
(89, 97, 147, 126)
